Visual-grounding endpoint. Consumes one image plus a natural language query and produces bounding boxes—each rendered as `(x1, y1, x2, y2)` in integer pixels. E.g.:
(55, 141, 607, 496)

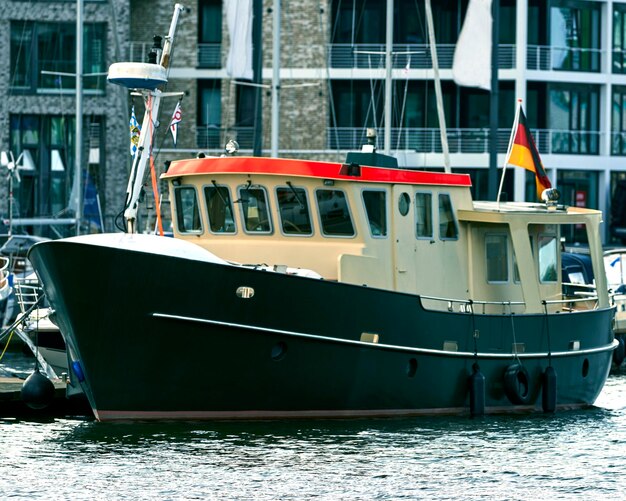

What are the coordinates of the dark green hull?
(29, 236, 616, 421)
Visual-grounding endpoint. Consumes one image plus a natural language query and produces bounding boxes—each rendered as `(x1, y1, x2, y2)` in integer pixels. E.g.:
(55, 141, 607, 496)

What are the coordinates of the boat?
(27, 4, 618, 421)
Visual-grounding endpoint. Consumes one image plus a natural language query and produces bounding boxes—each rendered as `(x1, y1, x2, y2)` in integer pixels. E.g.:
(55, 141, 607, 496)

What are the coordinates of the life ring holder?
(503, 363, 532, 405)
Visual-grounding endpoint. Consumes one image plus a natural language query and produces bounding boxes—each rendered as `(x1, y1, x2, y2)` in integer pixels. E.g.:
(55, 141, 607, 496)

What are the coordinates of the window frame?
(361, 188, 388, 239)
(174, 185, 204, 235)
(314, 187, 356, 238)
(438, 193, 459, 241)
(415, 191, 433, 240)
(237, 184, 273, 235)
(485, 233, 510, 284)
(275, 184, 314, 237)
(203, 183, 237, 235)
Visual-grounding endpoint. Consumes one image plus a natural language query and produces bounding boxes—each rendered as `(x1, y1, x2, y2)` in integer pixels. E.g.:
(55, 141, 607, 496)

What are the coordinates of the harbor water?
(1, 350, 626, 499)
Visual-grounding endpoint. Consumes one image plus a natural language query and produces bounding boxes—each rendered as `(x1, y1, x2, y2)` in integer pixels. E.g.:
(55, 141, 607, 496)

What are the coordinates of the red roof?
(163, 156, 472, 187)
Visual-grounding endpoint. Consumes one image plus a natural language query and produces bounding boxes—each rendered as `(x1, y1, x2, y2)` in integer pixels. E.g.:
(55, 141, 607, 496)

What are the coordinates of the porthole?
(407, 358, 418, 377)
(398, 192, 410, 216)
(271, 341, 287, 361)
(582, 358, 589, 378)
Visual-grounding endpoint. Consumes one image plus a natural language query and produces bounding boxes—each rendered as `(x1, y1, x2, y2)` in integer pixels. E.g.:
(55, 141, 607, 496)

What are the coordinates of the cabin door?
(391, 186, 417, 292)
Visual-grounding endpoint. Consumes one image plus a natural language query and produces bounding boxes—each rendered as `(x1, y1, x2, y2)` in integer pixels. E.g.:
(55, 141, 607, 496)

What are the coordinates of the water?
(1, 352, 625, 499)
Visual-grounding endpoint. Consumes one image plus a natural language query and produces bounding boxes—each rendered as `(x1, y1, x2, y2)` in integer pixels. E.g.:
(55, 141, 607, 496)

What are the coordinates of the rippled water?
(1, 370, 625, 499)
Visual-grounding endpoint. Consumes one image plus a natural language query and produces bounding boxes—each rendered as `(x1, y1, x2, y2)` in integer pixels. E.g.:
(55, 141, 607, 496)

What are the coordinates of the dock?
(0, 377, 91, 418)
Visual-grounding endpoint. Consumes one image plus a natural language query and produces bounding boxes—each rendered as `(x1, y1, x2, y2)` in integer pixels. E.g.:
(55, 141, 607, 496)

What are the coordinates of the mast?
(75, 0, 83, 235)
(252, 0, 263, 156)
(270, 0, 281, 157)
(383, 0, 393, 154)
(424, 0, 451, 173)
(110, 4, 185, 233)
(488, 0, 499, 200)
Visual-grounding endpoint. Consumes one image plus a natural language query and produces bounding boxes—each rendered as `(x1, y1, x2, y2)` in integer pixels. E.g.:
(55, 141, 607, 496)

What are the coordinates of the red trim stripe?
(163, 156, 472, 187)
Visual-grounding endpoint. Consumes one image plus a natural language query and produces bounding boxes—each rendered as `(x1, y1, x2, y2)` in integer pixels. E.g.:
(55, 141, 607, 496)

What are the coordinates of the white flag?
(452, 0, 492, 91)
(225, 0, 253, 80)
(169, 101, 182, 146)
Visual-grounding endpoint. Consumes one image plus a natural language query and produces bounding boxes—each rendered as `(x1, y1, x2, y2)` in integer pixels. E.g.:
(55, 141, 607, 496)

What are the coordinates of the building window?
(550, 2, 601, 72)
(198, 0, 222, 68)
(614, 5, 626, 74)
(9, 114, 103, 229)
(197, 80, 222, 149)
(548, 85, 599, 154)
(10, 21, 106, 93)
(612, 86, 626, 155)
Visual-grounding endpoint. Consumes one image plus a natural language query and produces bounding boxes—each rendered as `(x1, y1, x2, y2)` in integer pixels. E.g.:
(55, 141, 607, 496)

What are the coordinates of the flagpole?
(497, 99, 522, 204)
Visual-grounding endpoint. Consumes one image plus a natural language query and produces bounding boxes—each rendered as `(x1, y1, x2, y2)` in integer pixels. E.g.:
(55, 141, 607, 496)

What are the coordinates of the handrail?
(419, 293, 600, 313)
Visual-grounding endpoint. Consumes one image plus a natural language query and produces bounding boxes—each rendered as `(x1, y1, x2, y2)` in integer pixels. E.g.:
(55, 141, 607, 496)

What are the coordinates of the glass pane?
(239, 186, 271, 233)
(277, 186, 312, 235)
(316, 189, 354, 236)
(538, 235, 558, 282)
(21, 116, 40, 145)
(204, 185, 235, 233)
(486, 234, 508, 282)
(438, 193, 458, 239)
(362, 190, 387, 237)
(175, 187, 202, 233)
(38, 23, 76, 89)
(83, 24, 106, 90)
(10, 22, 32, 89)
(415, 192, 432, 238)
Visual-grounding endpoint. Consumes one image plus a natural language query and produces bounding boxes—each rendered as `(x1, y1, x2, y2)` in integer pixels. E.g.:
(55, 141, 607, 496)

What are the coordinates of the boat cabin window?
(362, 190, 387, 237)
(315, 189, 355, 237)
(276, 186, 313, 235)
(439, 194, 458, 240)
(238, 185, 272, 233)
(538, 234, 558, 283)
(486, 234, 509, 282)
(204, 184, 236, 233)
(415, 192, 433, 239)
(174, 186, 202, 234)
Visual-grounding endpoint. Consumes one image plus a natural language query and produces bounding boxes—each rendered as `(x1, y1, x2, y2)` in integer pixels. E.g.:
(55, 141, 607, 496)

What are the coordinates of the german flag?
(506, 108, 551, 199)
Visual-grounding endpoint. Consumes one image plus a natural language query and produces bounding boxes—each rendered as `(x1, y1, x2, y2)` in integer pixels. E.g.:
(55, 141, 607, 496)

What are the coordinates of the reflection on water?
(1, 374, 625, 499)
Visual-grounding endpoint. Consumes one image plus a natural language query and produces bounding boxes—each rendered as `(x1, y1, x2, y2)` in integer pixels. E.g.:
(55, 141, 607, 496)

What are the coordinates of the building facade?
(2, 0, 626, 244)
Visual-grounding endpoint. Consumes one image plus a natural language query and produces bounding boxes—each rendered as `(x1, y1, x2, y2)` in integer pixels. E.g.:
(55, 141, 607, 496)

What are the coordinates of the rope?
(509, 301, 522, 365)
(0, 331, 14, 364)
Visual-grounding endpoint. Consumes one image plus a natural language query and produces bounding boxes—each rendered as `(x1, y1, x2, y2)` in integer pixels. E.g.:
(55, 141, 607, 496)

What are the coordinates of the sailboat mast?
(75, 0, 83, 235)
(425, 0, 451, 173)
(488, 0, 500, 200)
(383, 0, 393, 154)
(270, 0, 281, 157)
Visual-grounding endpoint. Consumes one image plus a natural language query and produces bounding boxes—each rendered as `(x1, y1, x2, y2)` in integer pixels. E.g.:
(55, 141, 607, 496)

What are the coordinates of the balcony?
(526, 45, 601, 72)
(327, 127, 601, 155)
(327, 44, 516, 70)
(198, 43, 222, 68)
(197, 125, 254, 150)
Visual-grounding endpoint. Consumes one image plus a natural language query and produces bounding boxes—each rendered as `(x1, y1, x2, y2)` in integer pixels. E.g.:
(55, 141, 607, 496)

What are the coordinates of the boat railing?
(420, 293, 599, 315)
(13, 282, 45, 316)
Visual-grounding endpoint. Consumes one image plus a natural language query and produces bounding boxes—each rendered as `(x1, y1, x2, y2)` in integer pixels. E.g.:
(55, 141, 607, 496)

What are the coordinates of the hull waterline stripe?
(152, 313, 618, 359)
(93, 402, 589, 421)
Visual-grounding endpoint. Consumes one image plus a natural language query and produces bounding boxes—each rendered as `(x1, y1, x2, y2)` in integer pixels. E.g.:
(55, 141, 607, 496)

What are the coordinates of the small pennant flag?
(506, 106, 551, 199)
(129, 106, 141, 157)
(169, 101, 182, 147)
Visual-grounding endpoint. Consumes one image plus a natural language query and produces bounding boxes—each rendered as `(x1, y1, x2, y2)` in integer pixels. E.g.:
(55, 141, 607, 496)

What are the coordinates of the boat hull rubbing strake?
(28, 236, 616, 421)
(107, 62, 168, 90)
